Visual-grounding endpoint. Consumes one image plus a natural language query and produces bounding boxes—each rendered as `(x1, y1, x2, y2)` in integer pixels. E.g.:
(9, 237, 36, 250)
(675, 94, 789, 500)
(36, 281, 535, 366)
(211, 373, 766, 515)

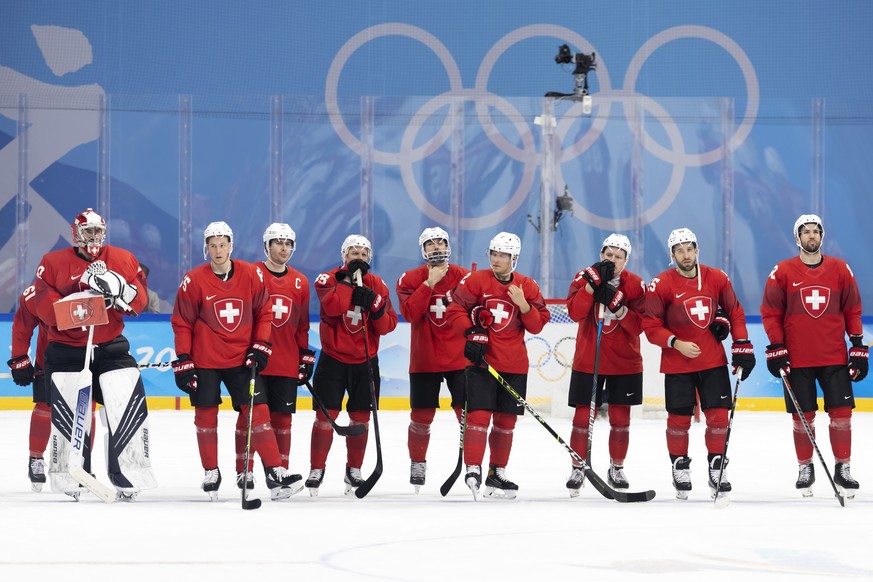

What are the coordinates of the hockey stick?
(779, 369, 845, 507)
(439, 402, 467, 496)
(713, 368, 742, 508)
(304, 379, 366, 437)
(68, 324, 116, 503)
(586, 304, 606, 466)
(484, 362, 655, 503)
(241, 363, 262, 510)
(354, 270, 383, 499)
(137, 362, 173, 369)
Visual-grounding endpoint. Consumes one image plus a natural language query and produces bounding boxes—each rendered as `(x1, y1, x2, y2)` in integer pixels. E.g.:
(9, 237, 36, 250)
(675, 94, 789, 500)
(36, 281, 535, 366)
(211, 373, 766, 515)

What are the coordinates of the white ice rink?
(0, 407, 870, 581)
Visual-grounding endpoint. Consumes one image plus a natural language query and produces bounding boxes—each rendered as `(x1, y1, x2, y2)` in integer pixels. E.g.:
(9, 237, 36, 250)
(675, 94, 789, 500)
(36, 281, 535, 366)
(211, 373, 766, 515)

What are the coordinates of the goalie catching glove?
(83, 260, 138, 311)
(464, 327, 489, 366)
(848, 336, 868, 382)
(730, 340, 755, 381)
(172, 354, 198, 394)
(581, 260, 615, 289)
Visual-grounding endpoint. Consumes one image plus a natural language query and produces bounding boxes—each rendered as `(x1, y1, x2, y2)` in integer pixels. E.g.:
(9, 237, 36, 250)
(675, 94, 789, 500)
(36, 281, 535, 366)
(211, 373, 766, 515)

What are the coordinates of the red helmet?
(72, 208, 106, 259)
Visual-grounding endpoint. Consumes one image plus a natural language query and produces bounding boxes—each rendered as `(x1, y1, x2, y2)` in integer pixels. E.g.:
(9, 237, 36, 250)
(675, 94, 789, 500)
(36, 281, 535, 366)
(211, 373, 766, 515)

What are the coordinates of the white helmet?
(203, 221, 233, 260)
(72, 208, 106, 259)
(488, 231, 522, 271)
(263, 222, 296, 258)
(793, 214, 824, 247)
(419, 227, 451, 265)
(601, 233, 631, 259)
(341, 234, 372, 264)
(667, 227, 697, 255)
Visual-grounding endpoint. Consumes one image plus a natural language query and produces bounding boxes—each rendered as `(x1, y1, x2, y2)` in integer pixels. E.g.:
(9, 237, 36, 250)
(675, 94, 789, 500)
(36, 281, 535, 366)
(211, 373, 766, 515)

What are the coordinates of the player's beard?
(801, 239, 820, 254)
(677, 261, 697, 275)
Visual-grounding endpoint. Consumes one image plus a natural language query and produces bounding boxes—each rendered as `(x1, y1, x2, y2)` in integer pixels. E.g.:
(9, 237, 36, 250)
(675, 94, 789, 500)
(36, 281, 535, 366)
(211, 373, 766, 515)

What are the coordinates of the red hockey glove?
(172, 354, 198, 394)
(709, 309, 731, 342)
(298, 349, 316, 386)
(245, 341, 272, 373)
(848, 336, 868, 382)
(731, 340, 755, 380)
(470, 305, 494, 328)
(765, 344, 790, 378)
(464, 327, 489, 366)
(7, 355, 34, 387)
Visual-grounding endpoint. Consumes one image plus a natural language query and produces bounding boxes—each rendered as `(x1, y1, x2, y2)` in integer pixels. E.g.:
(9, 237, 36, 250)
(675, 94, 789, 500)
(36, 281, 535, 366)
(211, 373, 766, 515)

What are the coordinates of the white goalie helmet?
(263, 222, 296, 258)
(72, 208, 106, 259)
(203, 221, 233, 260)
(601, 233, 631, 259)
(793, 214, 824, 246)
(488, 231, 522, 271)
(341, 234, 372, 264)
(419, 227, 451, 264)
(667, 227, 697, 256)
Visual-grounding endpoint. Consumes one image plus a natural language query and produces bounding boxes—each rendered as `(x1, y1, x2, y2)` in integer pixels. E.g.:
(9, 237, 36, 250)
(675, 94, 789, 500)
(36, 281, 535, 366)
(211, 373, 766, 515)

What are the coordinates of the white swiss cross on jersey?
(800, 285, 830, 318)
(683, 296, 713, 329)
(428, 294, 449, 327)
(592, 309, 619, 335)
(214, 298, 244, 333)
(485, 298, 515, 333)
(270, 294, 292, 328)
(343, 305, 364, 334)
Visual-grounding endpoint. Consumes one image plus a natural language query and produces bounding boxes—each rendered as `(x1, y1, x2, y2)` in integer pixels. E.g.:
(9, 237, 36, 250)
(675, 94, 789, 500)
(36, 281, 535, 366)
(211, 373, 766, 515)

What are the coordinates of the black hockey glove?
(709, 309, 731, 342)
(464, 327, 489, 366)
(297, 349, 316, 386)
(7, 355, 34, 387)
(351, 285, 386, 318)
(731, 340, 755, 381)
(848, 336, 868, 382)
(346, 259, 370, 278)
(172, 354, 198, 394)
(592, 283, 625, 313)
(470, 305, 494, 328)
(765, 344, 790, 378)
(581, 260, 615, 289)
(245, 341, 272, 373)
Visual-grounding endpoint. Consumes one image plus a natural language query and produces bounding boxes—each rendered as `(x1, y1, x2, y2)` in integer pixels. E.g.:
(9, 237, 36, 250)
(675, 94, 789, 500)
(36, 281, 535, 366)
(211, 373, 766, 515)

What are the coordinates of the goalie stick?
(353, 269, 383, 499)
(241, 363, 262, 510)
(303, 380, 366, 437)
(780, 370, 845, 507)
(484, 362, 655, 503)
(439, 403, 467, 496)
(713, 368, 742, 508)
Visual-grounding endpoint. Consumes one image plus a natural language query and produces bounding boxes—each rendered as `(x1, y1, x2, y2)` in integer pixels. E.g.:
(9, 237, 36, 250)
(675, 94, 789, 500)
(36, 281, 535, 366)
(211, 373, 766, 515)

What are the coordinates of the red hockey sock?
(346, 410, 370, 468)
(271, 412, 293, 469)
(244, 403, 282, 468)
(703, 407, 729, 455)
(828, 406, 852, 463)
(488, 412, 517, 467)
(608, 404, 631, 465)
(310, 409, 338, 470)
(194, 406, 220, 469)
(408, 408, 435, 462)
(29, 402, 51, 458)
(666, 413, 692, 457)
(463, 410, 490, 466)
(792, 412, 816, 464)
(570, 406, 591, 464)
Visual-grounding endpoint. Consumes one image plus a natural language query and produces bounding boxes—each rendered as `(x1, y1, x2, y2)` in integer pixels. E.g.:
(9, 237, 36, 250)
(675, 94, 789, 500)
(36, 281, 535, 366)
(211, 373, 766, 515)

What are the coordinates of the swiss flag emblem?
(593, 309, 619, 335)
(214, 298, 244, 333)
(683, 296, 713, 329)
(428, 295, 449, 327)
(485, 298, 515, 333)
(800, 286, 830, 318)
(270, 294, 292, 328)
(343, 306, 364, 334)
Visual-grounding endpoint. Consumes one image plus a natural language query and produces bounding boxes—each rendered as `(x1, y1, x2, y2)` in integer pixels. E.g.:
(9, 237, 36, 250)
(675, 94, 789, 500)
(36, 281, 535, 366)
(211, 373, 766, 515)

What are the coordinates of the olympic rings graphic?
(525, 335, 576, 383)
(325, 23, 759, 230)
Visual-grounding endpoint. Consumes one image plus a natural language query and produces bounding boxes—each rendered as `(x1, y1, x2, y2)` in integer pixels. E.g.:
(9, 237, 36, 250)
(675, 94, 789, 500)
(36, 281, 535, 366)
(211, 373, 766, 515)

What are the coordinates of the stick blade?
(440, 461, 463, 497)
(336, 424, 367, 437)
(242, 497, 262, 510)
(354, 461, 383, 499)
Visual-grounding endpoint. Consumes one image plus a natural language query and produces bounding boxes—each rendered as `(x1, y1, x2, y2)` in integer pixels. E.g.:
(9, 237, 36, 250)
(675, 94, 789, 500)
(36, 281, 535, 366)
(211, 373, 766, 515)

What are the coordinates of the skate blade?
(413, 484, 421, 494)
(798, 486, 814, 498)
(568, 487, 581, 498)
(465, 479, 479, 501)
(483, 486, 517, 500)
(116, 492, 138, 502)
(307, 487, 320, 497)
(205, 490, 219, 502)
(675, 489, 690, 500)
(344, 484, 358, 496)
(713, 492, 730, 508)
(836, 485, 856, 500)
(65, 491, 81, 501)
(31, 482, 44, 493)
(270, 482, 304, 501)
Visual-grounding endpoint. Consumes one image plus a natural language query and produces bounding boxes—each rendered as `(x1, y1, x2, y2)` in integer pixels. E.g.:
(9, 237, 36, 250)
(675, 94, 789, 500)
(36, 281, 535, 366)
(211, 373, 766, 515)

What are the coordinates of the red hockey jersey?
(761, 255, 863, 368)
(396, 263, 470, 373)
(12, 284, 47, 367)
(260, 265, 310, 378)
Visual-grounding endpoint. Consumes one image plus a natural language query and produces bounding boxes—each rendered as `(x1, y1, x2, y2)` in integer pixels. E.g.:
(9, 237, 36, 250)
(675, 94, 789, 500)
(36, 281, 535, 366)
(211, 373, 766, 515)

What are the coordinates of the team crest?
(69, 301, 94, 324)
(213, 298, 244, 333)
(428, 294, 449, 327)
(594, 310, 619, 335)
(485, 298, 515, 332)
(343, 306, 364, 334)
(800, 285, 830, 318)
(683, 296, 713, 329)
(270, 294, 293, 328)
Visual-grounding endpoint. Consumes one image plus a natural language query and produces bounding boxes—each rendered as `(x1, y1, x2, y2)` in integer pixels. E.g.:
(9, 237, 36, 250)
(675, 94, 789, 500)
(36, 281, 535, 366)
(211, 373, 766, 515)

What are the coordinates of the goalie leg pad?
(100, 368, 157, 492)
(48, 372, 93, 495)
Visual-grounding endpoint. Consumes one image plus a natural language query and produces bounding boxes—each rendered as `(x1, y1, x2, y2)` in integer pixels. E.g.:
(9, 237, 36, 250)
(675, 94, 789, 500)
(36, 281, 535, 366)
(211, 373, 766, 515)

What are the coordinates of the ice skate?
(410, 461, 426, 493)
(607, 464, 629, 490)
(566, 466, 585, 498)
(795, 463, 814, 498)
(708, 455, 731, 505)
(115, 489, 138, 502)
(236, 471, 255, 490)
(344, 466, 364, 496)
(834, 462, 859, 500)
(305, 468, 324, 497)
(484, 465, 518, 500)
(28, 457, 46, 493)
(671, 456, 692, 500)
(464, 465, 481, 500)
(265, 466, 304, 500)
(201, 467, 222, 501)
